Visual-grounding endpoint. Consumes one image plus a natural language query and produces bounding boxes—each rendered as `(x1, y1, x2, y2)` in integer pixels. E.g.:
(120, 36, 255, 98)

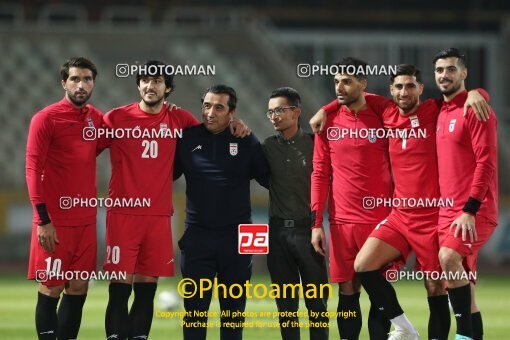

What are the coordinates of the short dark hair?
(60, 57, 98, 81)
(390, 64, 422, 83)
(269, 87, 301, 107)
(202, 84, 237, 112)
(335, 56, 369, 80)
(432, 48, 467, 68)
(136, 60, 175, 98)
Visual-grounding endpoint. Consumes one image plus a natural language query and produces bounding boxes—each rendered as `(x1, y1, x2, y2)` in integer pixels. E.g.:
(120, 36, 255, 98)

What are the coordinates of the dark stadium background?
(1, 1, 509, 339)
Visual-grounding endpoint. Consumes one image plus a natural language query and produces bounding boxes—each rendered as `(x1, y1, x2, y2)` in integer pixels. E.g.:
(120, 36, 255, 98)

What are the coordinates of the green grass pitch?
(0, 275, 508, 339)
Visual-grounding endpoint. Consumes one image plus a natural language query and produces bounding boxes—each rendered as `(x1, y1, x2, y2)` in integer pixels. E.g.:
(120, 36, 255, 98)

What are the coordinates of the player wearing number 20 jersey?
(99, 60, 200, 340)
(100, 102, 199, 276)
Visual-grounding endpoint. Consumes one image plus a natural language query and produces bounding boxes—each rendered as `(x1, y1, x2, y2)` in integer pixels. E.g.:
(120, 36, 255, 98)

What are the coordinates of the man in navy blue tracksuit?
(174, 84, 269, 340)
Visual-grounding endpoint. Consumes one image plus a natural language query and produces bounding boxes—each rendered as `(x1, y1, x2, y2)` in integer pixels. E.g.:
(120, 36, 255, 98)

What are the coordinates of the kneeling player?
(313, 63, 489, 340)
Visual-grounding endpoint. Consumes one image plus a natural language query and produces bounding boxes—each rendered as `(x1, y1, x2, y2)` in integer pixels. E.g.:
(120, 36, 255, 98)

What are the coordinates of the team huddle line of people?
(26, 47, 497, 340)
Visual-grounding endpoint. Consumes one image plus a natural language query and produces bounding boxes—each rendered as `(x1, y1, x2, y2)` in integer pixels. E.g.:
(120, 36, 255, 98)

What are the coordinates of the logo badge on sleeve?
(229, 143, 238, 156)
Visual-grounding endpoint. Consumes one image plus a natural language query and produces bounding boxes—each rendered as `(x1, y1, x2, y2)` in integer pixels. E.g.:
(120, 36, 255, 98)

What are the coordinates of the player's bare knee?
(438, 247, 461, 271)
(339, 281, 360, 295)
(353, 254, 368, 273)
(65, 280, 89, 295)
(424, 279, 446, 296)
(39, 284, 65, 298)
(134, 274, 158, 283)
(111, 274, 134, 285)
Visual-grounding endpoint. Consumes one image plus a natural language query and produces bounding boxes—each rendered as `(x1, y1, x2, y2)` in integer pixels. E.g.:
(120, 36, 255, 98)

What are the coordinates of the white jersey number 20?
(141, 140, 158, 158)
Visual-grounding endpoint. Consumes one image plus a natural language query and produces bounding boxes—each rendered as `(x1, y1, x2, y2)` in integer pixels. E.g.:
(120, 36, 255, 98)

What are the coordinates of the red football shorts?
(329, 223, 375, 282)
(438, 214, 496, 276)
(103, 212, 174, 277)
(28, 222, 97, 287)
(369, 208, 441, 273)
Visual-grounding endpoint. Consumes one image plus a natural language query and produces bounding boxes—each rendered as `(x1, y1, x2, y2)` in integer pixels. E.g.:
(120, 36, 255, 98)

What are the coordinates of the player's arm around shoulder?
(261, 135, 278, 158)
(465, 104, 498, 148)
(172, 108, 201, 130)
(464, 88, 491, 121)
(247, 133, 270, 187)
(309, 99, 339, 133)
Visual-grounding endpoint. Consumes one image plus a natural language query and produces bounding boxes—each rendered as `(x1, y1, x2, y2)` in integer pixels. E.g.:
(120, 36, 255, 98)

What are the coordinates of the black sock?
(35, 292, 59, 339)
(472, 311, 483, 340)
(427, 295, 450, 340)
(448, 284, 472, 337)
(357, 270, 404, 320)
(128, 282, 157, 339)
(57, 293, 86, 340)
(337, 292, 362, 340)
(368, 295, 391, 340)
(105, 283, 132, 339)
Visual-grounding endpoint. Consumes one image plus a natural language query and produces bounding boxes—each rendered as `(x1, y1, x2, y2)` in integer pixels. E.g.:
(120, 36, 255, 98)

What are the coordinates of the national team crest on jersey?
(160, 123, 168, 131)
(229, 143, 238, 156)
(449, 119, 457, 132)
(368, 130, 377, 143)
(409, 115, 420, 128)
(86, 115, 95, 128)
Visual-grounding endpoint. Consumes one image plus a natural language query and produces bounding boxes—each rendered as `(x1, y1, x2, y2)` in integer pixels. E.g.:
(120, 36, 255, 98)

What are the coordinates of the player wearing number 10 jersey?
(99, 60, 200, 339)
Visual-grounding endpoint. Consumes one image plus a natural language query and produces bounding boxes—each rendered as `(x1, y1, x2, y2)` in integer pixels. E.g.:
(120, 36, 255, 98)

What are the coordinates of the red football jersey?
(26, 98, 103, 226)
(321, 89, 490, 214)
(366, 96, 442, 205)
(436, 90, 498, 224)
(311, 101, 392, 227)
(101, 104, 199, 216)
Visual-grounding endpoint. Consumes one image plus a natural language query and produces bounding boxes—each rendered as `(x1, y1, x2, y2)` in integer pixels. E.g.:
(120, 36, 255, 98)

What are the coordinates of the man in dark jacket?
(174, 84, 269, 340)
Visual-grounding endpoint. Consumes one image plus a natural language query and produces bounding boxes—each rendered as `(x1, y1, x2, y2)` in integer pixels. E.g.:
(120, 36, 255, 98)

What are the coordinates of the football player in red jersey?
(434, 48, 498, 340)
(310, 57, 393, 340)
(26, 57, 102, 340)
(99, 61, 250, 339)
(310, 63, 490, 340)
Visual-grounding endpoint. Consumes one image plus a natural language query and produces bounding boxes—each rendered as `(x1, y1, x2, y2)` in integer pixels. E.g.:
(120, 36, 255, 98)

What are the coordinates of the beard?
(397, 98, 418, 113)
(337, 95, 358, 106)
(142, 96, 164, 107)
(67, 91, 91, 106)
(437, 79, 462, 96)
